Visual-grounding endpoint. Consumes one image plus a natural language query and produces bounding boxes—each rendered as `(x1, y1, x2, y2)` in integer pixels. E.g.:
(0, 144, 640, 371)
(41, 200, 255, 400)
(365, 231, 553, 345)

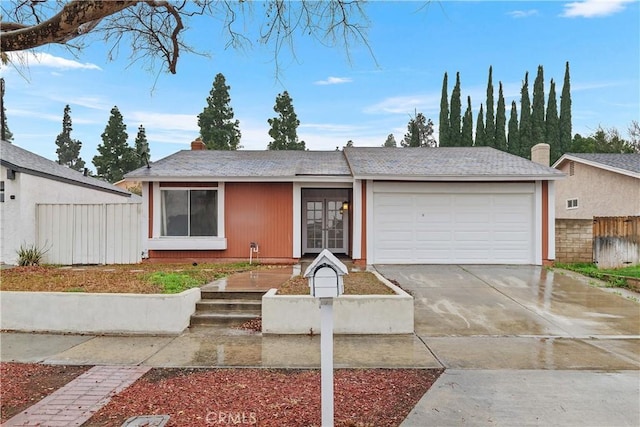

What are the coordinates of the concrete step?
(190, 312, 260, 326)
(200, 290, 265, 301)
(195, 299, 262, 314)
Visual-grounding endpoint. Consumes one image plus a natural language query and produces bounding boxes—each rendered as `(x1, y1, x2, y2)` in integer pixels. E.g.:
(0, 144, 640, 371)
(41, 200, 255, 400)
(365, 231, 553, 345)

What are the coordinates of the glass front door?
(304, 199, 347, 253)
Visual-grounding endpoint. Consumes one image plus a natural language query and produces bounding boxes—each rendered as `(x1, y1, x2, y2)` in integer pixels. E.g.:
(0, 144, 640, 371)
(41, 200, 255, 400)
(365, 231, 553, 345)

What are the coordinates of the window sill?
(148, 237, 227, 250)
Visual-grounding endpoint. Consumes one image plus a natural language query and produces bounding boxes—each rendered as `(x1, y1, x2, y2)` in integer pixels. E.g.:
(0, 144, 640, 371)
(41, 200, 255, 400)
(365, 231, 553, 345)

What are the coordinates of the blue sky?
(2, 0, 639, 168)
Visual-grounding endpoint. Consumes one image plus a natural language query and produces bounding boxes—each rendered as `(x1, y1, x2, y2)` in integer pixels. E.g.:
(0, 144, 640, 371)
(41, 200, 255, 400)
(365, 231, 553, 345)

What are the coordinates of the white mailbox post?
(304, 249, 348, 427)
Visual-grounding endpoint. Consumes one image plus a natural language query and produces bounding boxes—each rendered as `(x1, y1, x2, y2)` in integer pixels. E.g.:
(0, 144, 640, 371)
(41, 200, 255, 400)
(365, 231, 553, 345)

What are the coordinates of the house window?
(566, 198, 578, 209)
(160, 189, 218, 236)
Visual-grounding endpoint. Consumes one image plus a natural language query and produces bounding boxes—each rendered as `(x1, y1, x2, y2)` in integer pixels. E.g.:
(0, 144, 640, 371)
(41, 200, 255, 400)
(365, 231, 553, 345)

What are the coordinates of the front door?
(303, 199, 348, 254)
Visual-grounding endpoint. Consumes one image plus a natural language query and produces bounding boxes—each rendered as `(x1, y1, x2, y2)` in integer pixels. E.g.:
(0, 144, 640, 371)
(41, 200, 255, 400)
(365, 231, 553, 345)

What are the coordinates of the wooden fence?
(36, 203, 142, 265)
(593, 216, 640, 269)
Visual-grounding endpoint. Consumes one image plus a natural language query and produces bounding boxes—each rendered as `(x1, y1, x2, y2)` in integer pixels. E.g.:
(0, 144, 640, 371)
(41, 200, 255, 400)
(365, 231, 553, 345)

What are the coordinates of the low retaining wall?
(262, 272, 414, 334)
(0, 288, 200, 334)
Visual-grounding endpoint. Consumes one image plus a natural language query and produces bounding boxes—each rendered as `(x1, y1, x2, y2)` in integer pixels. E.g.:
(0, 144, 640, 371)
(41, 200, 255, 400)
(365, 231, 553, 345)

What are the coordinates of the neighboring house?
(552, 153, 640, 219)
(125, 139, 564, 265)
(0, 140, 140, 265)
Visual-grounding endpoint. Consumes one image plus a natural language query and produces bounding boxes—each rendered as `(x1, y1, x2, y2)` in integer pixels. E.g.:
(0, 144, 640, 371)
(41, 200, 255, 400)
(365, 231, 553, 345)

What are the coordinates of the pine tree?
(475, 104, 486, 146)
(268, 91, 306, 150)
(2, 106, 13, 142)
(546, 79, 560, 163)
(508, 101, 520, 155)
(531, 65, 545, 147)
(519, 72, 532, 158)
(449, 72, 462, 146)
(485, 66, 495, 147)
(198, 73, 241, 150)
(93, 106, 137, 182)
(438, 72, 450, 147)
(54, 105, 85, 171)
(495, 82, 507, 151)
(559, 61, 572, 158)
(134, 124, 151, 168)
(402, 112, 436, 147)
(383, 134, 397, 147)
(461, 96, 473, 147)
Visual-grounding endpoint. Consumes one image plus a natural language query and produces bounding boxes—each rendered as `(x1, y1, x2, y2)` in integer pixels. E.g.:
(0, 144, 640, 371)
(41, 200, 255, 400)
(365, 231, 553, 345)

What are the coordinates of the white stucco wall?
(0, 288, 200, 334)
(262, 272, 414, 334)
(555, 161, 640, 219)
(0, 167, 137, 265)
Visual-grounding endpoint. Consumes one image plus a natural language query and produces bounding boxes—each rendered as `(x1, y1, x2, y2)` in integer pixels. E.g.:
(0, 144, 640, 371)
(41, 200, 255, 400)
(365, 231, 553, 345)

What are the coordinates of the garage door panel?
(373, 186, 534, 264)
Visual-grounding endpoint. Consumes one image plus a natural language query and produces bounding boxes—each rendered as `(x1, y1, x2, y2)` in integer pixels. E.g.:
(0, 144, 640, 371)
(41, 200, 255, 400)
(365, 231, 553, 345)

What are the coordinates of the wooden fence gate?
(36, 203, 142, 265)
(593, 216, 640, 269)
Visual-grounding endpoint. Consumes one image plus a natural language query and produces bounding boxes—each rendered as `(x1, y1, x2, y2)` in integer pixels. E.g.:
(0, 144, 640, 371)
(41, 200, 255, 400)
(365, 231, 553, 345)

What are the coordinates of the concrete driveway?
(375, 265, 640, 426)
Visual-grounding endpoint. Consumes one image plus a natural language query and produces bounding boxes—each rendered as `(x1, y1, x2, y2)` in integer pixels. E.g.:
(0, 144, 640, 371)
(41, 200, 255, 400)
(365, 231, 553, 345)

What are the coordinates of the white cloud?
(507, 9, 539, 18)
(127, 112, 198, 132)
(561, 0, 634, 18)
(313, 76, 353, 85)
(363, 94, 441, 115)
(5, 51, 102, 70)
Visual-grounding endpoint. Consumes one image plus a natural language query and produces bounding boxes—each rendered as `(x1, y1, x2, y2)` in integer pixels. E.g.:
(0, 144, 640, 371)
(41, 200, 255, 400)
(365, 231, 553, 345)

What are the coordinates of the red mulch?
(0, 363, 90, 422)
(1, 363, 442, 426)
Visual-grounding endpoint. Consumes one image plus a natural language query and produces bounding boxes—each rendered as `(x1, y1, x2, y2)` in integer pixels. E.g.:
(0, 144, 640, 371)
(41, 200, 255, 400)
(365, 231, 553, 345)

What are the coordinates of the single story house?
(126, 140, 564, 266)
(552, 153, 640, 219)
(0, 140, 140, 265)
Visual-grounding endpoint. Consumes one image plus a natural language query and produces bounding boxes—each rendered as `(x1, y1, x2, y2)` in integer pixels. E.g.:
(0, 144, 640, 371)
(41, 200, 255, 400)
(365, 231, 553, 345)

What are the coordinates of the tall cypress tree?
(93, 106, 137, 182)
(198, 73, 242, 150)
(475, 104, 486, 146)
(268, 91, 306, 150)
(531, 65, 545, 148)
(134, 124, 151, 168)
(495, 82, 507, 152)
(438, 72, 450, 147)
(508, 101, 520, 155)
(485, 66, 495, 147)
(1, 106, 13, 142)
(519, 72, 532, 158)
(461, 96, 473, 147)
(449, 72, 462, 146)
(546, 79, 560, 163)
(55, 104, 85, 171)
(559, 61, 572, 158)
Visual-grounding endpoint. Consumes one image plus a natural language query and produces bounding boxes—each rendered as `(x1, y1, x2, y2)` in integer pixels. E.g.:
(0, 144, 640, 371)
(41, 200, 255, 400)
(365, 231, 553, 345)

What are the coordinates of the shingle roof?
(1, 140, 132, 197)
(126, 150, 352, 179)
(344, 146, 564, 179)
(561, 153, 640, 175)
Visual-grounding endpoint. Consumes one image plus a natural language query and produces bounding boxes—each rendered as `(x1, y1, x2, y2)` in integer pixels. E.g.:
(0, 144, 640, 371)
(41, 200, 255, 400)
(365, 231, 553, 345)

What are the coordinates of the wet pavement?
(1, 264, 639, 426)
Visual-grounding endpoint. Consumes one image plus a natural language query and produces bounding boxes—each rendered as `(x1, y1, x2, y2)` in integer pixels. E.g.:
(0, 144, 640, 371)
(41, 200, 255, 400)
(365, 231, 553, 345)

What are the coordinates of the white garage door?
(372, 183, 535, 264)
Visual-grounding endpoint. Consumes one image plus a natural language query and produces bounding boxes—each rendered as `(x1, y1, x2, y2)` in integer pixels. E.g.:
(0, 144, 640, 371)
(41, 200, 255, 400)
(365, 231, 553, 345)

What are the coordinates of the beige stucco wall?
(555, 161, 640, 219)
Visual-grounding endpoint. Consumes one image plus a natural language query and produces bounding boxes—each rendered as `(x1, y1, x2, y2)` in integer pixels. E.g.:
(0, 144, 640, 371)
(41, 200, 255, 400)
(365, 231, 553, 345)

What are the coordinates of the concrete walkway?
(3, 365, 150, 426)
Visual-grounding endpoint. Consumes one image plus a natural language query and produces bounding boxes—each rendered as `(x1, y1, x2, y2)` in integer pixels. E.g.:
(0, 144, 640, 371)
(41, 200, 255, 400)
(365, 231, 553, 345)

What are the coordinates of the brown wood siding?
(148, 182, 153, 239)
(224, 182, 293, 258)
(542, 181, 549, 261)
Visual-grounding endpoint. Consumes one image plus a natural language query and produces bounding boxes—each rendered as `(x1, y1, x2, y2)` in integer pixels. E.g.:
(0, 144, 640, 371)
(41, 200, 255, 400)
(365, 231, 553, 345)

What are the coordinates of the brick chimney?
(191, 137, 206, 151)
(531, 143, 550, 166)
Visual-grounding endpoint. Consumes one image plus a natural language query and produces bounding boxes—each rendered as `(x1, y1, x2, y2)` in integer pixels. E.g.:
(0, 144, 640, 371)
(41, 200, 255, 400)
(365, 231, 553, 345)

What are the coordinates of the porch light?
(341, 201, 349, 212)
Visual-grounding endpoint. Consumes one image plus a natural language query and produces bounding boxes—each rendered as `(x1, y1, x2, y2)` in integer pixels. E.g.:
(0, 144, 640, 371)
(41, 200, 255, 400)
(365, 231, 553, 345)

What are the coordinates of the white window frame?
(566, 198, 578, 209)
(148, 183, 226, 250)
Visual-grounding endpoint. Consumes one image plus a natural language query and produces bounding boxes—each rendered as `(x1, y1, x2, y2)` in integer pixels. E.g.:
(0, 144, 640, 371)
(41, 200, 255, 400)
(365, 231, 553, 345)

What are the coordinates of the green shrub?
(16, 243, 49, 266)
(146, 272, 201, 294)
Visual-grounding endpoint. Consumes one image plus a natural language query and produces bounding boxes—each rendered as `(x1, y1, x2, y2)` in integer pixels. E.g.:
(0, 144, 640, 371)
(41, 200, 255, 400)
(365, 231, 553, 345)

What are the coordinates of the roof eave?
(129, 175, 355, 183)
(552, 154, 640, 179)
(1, 160, 132, 197)
(352, 174, 566, 181)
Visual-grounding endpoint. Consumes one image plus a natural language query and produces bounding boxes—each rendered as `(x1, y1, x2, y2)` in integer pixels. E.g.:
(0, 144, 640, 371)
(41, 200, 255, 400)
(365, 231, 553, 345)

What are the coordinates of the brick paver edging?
(3, 365, 151, 427)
